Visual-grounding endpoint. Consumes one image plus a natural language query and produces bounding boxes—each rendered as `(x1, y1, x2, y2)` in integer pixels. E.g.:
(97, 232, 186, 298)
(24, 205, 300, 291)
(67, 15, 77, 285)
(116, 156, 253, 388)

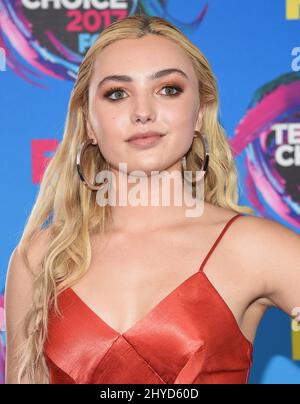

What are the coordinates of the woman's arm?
(244, 216, 300, 321)
(4, 230, 50, 384)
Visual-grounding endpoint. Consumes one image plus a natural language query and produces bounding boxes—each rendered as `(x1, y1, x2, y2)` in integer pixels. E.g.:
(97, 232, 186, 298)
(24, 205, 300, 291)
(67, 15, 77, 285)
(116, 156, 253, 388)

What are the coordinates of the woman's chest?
(70, 225, 255, 336)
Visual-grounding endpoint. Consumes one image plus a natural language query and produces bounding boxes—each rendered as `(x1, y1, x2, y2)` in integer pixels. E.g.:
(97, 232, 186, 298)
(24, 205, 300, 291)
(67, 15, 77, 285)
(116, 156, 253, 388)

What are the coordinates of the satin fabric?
(44, 214, 253, 384)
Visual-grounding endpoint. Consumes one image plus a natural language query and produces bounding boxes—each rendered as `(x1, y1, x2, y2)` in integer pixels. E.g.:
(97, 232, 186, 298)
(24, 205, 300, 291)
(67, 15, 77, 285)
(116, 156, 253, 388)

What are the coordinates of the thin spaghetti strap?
(198, 213, 244, 273)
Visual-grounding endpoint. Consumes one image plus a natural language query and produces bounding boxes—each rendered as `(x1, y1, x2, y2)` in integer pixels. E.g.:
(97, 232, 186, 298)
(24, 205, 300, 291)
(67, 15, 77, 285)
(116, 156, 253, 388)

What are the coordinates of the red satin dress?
(44, 213, 253, 384)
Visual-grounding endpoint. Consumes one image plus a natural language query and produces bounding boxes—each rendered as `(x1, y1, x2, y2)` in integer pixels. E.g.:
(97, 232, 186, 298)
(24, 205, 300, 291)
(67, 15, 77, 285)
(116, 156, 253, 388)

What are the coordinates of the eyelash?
(103, 84, 183, 101)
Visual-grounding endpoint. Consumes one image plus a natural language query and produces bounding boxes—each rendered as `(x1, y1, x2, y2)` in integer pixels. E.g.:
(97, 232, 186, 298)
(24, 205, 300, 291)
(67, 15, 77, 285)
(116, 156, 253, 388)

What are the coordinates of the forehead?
(92, 35, 195, 81)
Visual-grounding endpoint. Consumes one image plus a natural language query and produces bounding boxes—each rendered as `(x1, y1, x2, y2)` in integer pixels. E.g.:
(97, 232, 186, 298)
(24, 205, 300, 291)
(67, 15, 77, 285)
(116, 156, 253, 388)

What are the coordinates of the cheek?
(92, 101, 128, 130)
(163, 109, 196, 139)
(89, 107, 118, 137)
(159, 96, 196, 124)
(89, 109, 126, 160)
(162, 110, 197, 153)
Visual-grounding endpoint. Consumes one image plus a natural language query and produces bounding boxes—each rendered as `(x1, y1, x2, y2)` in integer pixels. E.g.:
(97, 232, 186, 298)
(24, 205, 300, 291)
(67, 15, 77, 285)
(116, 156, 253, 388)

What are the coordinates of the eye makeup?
(102, 83, 184, 101)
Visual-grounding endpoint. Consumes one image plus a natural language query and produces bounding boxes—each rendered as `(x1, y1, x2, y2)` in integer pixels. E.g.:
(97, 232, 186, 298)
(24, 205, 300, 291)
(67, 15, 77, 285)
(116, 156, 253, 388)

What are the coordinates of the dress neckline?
(65, 269, 253, 349)
(62, 213, 252, 348)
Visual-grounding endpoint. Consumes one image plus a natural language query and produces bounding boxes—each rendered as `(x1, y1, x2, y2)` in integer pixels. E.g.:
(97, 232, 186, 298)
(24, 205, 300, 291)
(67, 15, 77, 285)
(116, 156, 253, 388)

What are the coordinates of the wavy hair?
(15, 15, 254, 384)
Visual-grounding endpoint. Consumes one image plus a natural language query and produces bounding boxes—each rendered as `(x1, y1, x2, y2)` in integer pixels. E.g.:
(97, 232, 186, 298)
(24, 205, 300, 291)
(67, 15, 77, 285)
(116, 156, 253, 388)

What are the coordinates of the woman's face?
(87, 34, 204, 176)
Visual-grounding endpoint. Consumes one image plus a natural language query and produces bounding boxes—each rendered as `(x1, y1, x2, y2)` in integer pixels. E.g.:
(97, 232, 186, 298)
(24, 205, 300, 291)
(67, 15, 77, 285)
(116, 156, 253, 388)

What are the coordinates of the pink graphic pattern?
(230, 72, 300, 230)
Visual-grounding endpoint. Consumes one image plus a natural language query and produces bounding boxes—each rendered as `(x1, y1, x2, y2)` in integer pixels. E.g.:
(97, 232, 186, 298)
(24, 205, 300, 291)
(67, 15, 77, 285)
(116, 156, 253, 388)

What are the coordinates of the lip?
(127, 131, 165, 141)
(127, 134, 165, 149)
(126, 131, 166, 149)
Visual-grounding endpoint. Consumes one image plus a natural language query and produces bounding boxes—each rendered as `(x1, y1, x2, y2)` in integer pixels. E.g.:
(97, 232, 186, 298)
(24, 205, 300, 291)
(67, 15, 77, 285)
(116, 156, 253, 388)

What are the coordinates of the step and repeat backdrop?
(0, 0, 299, 384)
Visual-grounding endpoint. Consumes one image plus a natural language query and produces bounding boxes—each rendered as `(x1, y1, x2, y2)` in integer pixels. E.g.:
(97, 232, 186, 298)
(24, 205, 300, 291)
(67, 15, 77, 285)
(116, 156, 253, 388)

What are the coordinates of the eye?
(160, 85, 183, 97)
(103, 87, 127, 101)
(103, 84, 183, 101)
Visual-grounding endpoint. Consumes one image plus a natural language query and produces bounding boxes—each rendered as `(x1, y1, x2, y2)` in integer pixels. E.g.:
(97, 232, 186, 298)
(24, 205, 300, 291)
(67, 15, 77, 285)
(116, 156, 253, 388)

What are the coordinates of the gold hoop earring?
(182, 131, 210, 179)
(76, 139, 109, 191)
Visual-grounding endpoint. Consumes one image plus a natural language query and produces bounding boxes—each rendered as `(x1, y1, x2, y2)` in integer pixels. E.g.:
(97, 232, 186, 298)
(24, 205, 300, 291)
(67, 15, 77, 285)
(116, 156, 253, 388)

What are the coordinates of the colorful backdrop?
(0, 0, 299, 384)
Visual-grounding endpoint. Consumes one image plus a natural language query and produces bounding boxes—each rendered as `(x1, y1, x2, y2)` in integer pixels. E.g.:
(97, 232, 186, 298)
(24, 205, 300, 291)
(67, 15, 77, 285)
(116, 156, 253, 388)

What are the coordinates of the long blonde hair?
(15, 15, 254, 384)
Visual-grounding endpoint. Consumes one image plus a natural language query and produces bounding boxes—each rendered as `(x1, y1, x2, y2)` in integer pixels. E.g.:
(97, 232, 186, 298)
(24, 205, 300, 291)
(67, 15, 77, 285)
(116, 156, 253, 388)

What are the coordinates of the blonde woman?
(5, 15, 300, 384)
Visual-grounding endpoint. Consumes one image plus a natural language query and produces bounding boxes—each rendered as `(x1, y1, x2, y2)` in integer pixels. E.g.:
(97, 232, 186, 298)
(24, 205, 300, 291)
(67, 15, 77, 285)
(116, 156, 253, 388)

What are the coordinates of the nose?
(131, 94, 156, 124)
(135, 114, 152, 124)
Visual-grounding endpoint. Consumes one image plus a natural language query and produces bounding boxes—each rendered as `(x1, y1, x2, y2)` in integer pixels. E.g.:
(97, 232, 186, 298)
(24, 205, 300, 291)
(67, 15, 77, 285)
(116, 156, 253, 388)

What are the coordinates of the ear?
(85, 117, 97, 143)
(196, 104, 205, 131)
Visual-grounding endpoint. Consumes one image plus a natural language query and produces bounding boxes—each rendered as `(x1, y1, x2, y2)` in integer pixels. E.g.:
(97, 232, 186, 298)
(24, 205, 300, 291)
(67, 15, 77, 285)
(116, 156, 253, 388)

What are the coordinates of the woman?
(5, 15, 300, 384)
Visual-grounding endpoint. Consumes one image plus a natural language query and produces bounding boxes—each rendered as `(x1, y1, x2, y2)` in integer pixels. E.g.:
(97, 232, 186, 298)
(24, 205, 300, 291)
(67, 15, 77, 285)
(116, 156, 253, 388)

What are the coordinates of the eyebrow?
(97, 68, 189, 90)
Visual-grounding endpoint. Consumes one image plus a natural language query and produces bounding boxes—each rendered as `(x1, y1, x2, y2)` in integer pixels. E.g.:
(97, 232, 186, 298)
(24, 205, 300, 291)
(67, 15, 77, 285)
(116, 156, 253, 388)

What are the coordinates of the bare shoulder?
(230, 213, 299, 253)
(197, 204, 300, 322)
(205, 203, 296, 246)
(222, 212, 300, 309)
(20, 227, 52, 270)
(200, 202, 246, 227)
(7, 227, 52, 287)
(5, 226, 52, 316)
